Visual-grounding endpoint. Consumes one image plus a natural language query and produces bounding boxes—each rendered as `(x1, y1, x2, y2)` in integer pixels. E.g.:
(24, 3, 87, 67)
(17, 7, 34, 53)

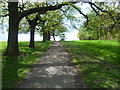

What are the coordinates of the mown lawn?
(1, 41, 52, 88)
(63, 40, 119, 88)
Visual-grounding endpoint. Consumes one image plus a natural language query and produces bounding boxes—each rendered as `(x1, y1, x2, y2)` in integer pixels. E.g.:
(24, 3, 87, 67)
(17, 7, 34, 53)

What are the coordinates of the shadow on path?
(18, 41, 86, 88)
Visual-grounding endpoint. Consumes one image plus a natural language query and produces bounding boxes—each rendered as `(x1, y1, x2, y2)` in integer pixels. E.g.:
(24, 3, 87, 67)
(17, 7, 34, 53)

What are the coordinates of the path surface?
(19, 42, 86, 88)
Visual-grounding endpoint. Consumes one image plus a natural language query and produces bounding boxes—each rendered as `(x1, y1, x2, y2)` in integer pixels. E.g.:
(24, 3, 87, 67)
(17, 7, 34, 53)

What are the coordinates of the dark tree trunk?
(29, 26, 35, 48)
(53, 32, 56, 41)
(4, 2, 19, 56)
(47, 30, 51, 41)
(43, 30, 48, 42)
(97, 30, 99, 40)
(26, 16, 38, 48)
(88, 37, 91, 40)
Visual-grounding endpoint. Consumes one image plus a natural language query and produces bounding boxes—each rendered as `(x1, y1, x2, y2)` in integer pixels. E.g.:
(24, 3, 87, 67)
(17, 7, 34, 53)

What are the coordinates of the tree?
(77, 2, 120, 40)
(26, 15, 39, 47)
(60, 33, 66, 41)
(39, 10, 67, 42)
(4, 2, 19, 56)
(4, 0, 76, 56)
(19, 2, 43, 48)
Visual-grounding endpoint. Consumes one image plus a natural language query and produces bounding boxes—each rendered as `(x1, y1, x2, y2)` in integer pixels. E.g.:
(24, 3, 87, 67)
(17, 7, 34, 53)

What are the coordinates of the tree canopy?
(77, 2, 120, 40)
(0, 0, 120, 56)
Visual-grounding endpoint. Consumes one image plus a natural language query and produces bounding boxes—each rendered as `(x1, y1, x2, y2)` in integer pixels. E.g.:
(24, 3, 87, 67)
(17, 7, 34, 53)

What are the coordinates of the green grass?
(62, 40, 119, 88)
(1, 41, 53, 88)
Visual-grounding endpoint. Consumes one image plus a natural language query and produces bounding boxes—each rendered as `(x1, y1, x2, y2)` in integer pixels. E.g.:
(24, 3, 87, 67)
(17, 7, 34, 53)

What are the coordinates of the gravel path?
(19, 41, 86, 88)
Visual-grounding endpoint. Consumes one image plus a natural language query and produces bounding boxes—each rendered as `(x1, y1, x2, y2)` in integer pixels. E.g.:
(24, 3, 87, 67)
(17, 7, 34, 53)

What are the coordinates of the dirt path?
(19, 41, 86, 88)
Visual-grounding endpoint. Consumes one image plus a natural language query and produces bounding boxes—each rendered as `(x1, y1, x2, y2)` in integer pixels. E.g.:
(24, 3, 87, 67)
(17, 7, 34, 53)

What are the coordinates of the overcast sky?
(0, 2, 90, 41)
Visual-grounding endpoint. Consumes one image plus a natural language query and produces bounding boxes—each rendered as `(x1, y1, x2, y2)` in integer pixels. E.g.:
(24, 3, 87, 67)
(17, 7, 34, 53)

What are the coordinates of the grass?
(1, 41, 53, 88)
(62, 40, 119, 88)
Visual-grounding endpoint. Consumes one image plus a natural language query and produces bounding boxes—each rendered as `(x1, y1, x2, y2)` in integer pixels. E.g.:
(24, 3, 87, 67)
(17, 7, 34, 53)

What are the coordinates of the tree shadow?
(2, 41, 53, 88)
(2, 56, 36, 88)
(18, 63, 85, 88)
(63, 41, 119, 88)
(72, 52, 119, 88)
(2, 56, 20, 88)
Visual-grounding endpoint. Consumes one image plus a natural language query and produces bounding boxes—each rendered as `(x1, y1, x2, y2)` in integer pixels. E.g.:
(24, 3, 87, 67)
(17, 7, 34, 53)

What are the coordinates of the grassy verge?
(1, 41, 53, 88)
(62, 40, 119, 88)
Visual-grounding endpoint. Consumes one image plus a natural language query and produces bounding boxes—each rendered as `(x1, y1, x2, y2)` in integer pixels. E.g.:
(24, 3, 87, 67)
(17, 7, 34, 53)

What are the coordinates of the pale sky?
(0, 2, 90, 41)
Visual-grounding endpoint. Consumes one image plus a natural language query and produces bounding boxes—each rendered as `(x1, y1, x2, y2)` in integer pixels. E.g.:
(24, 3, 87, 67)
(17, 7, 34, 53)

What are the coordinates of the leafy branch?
(88, 2, 116, 23)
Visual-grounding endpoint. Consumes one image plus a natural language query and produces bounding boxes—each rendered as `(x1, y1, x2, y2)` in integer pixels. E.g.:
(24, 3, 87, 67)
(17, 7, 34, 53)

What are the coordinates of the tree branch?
(61, 9, 69, 19)
(0, 14, 9, 18)
(19, 2, 77, 20)
(25, 13, 40, 27)
(88, 2, 116, 23)
(25, 16, 31, 23)
(68, 3, 89, 26)
(89, 3, 100, 16)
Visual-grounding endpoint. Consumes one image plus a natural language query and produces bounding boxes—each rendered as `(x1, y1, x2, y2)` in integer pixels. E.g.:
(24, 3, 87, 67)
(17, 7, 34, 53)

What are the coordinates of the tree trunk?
(29, 26, 35, 48)
(43, 30, 48, 42)
(104, 30, 108, 39)
(53, 32, 56, 41)
(96, 30, 99, 40)
(4, 2, 19, 56)
(26, 16, 38, 48)
(47, 30, 51, 41)
(88, 37, 91, 40)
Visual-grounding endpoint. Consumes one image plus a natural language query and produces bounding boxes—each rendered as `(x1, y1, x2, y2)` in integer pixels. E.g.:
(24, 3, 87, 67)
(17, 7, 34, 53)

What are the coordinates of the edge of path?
(61, 41, 88, 88)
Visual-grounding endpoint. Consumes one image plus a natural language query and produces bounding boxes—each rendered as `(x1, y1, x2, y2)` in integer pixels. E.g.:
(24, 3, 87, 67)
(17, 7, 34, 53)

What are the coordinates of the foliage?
(18, 2, 68, 40)
(0, 1, 8, 17)
(1, 41, 53, 88)
(61, 4, 82, 30)
(18, 2, 41, 34)
(63, 40, 119, 88)
(39, 10, 68, 38)
(77, 27, 91, 40)
(77, 2, 120, 40)
(19, 18, 30, 34)
(60, 33, 66, 41)
(0, 1, 8, 33)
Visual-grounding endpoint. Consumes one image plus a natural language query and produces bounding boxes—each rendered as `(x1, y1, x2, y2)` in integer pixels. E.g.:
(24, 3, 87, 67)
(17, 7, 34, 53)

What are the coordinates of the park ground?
(1, 40, 119, 88)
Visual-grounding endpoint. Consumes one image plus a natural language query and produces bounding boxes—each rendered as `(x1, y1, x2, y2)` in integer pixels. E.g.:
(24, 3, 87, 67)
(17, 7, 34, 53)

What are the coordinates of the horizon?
(0, 29, 79, 41)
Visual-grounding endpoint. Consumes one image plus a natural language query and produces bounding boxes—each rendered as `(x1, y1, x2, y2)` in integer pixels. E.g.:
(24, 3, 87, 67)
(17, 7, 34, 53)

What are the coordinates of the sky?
(0, 2, 90, 41)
